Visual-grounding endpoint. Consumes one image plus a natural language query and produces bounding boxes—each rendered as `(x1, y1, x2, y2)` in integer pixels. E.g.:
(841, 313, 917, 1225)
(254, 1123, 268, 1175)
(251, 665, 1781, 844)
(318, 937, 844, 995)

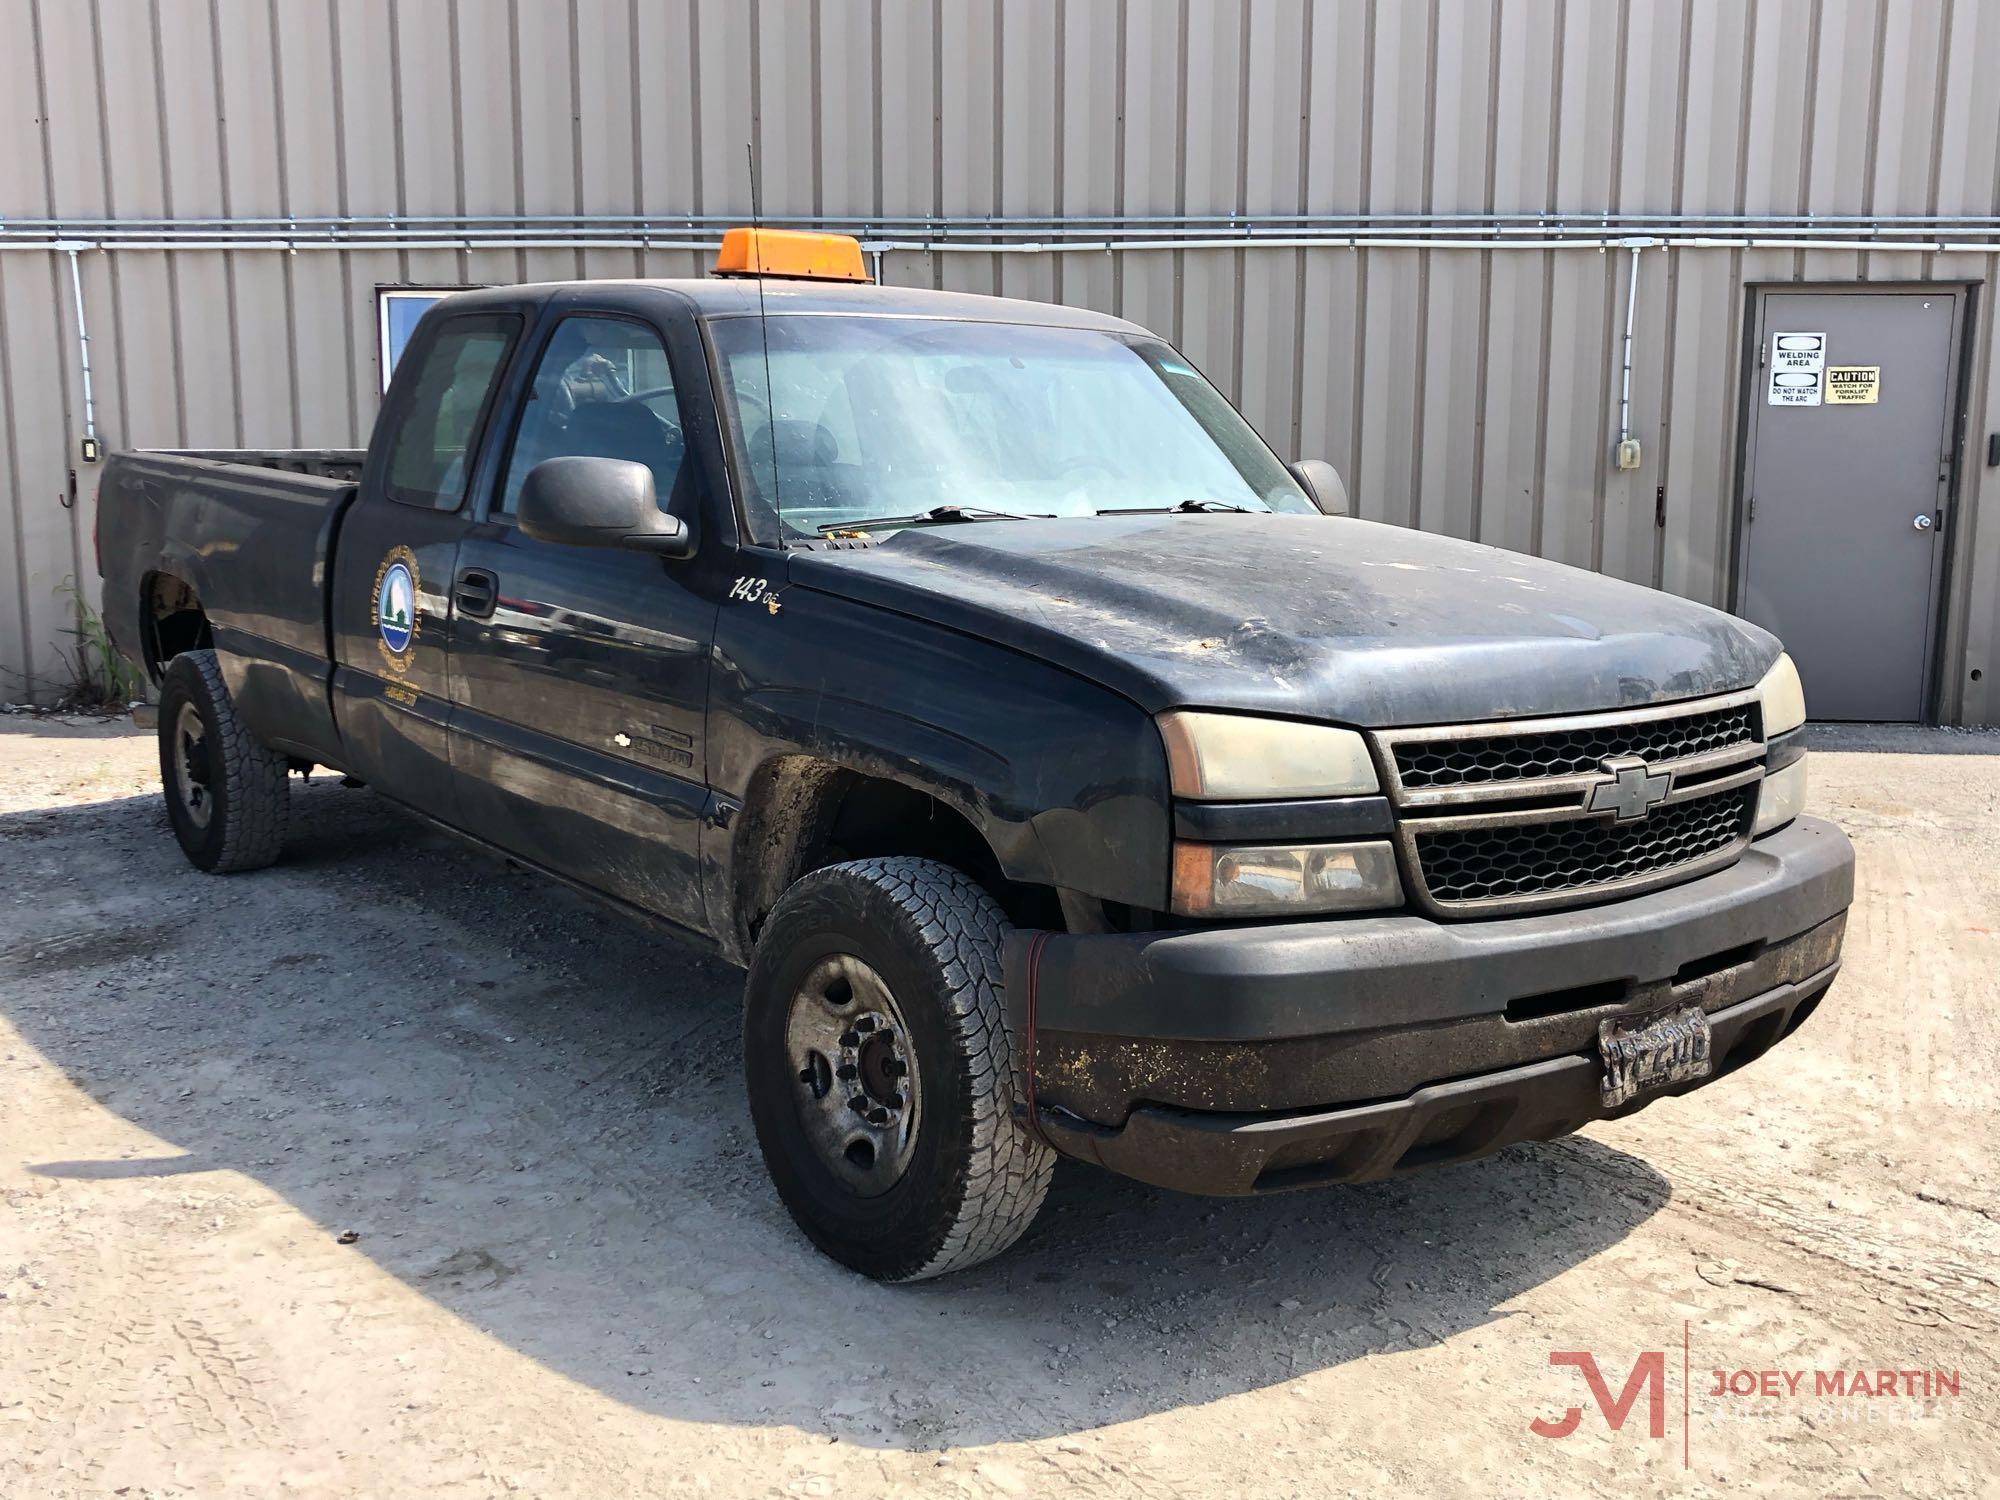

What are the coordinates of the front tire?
(156, 649, 289, 873)
(744, 858, 1054, 1281)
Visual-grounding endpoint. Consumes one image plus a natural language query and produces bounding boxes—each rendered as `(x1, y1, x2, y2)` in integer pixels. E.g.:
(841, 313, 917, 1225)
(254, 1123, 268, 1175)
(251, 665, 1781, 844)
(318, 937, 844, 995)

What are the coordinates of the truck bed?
(162, 448, 366, 482)
(97, 448, 361, 764)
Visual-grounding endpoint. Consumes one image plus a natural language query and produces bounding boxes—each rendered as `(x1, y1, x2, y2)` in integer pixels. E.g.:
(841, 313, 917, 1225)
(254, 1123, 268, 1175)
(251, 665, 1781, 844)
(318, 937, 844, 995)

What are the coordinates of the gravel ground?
(1, 715, 1996, 1498)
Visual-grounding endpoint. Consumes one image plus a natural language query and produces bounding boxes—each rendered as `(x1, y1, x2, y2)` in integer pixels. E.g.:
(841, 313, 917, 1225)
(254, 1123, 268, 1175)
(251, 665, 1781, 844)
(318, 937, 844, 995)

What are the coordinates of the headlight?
(1171, 839, 1403, 917)
(1158, 711, 1379, 799)
(1754, 757, 1807, 836)
(1757, 653, 1806, 737)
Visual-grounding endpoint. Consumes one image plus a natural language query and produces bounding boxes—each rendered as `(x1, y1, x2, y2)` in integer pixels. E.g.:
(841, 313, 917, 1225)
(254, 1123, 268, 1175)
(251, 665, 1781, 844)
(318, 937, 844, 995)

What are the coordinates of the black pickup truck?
(99, 229, 1853, 1281)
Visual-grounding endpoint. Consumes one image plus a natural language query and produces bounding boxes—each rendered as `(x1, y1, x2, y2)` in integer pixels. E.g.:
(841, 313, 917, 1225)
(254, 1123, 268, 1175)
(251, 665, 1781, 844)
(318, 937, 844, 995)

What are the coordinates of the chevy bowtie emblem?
(1586, 754, 1672, 822)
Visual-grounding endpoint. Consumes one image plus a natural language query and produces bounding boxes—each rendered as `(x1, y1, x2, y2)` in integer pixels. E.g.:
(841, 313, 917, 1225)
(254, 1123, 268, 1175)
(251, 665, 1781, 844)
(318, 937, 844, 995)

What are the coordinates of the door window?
(380, 313, 519, 510)
(496, 317, 686, 517)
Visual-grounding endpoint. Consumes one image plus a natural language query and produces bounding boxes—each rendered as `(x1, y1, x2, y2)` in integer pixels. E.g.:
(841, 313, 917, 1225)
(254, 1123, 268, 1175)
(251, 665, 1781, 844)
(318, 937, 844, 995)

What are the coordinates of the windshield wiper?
(1096, 498, 1256, 516)
(815, 504, 1055, 535)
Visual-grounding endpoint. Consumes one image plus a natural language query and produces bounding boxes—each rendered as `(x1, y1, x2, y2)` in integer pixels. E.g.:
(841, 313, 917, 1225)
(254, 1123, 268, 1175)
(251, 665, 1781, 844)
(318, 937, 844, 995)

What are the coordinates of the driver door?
(446, 311, 721, 935)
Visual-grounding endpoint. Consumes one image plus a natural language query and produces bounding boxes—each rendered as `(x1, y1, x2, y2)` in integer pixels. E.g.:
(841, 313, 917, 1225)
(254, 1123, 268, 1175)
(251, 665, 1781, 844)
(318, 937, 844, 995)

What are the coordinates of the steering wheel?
(612, 390, 685, 443)
(728, 386, 773, 426)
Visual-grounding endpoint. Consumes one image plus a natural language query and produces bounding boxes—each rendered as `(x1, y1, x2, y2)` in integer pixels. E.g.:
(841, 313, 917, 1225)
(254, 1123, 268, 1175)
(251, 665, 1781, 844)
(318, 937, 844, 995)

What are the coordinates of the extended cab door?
(445, 300, 733, 936)
(331, 306, 526, 817)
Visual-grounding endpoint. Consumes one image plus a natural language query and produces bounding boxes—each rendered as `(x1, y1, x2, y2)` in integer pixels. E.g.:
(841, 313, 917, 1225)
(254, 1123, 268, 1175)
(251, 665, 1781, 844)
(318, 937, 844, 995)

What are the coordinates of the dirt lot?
(0, 716, 1995, 1498)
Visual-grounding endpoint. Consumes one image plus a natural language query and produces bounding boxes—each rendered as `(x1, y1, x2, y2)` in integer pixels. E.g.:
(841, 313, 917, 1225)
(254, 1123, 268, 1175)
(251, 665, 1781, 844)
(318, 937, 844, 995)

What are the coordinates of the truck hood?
(785, 514, 1780, 727)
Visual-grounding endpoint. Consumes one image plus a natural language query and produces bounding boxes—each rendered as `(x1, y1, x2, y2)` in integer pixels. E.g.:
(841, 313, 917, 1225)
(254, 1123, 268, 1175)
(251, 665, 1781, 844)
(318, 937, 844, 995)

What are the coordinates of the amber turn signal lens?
(1753, 756, 1807, 836)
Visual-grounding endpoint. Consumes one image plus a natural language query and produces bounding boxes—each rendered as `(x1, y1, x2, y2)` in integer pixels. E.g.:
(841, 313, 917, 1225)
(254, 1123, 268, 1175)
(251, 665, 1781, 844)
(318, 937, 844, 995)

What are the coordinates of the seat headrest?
(748, 419, 838, 467)
(565, 402, 681, 492)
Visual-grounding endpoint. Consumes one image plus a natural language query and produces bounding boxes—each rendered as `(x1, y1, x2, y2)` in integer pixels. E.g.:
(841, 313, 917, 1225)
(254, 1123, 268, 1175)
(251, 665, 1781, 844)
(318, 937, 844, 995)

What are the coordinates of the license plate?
(1598, 1004, 1713, 1108)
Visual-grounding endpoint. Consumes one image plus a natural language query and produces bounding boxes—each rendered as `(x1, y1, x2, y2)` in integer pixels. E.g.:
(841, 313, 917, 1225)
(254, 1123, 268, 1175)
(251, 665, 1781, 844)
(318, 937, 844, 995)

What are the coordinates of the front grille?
(1413, 784, 1758, 906)
(1393, 701, 1758, 790)
(1373, 690, 1767, 917)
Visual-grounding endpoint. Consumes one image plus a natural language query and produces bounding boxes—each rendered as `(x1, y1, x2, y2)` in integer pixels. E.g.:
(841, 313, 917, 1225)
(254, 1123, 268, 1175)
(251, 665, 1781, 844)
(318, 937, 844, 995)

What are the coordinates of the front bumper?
(1009, 816, 1853, 1195)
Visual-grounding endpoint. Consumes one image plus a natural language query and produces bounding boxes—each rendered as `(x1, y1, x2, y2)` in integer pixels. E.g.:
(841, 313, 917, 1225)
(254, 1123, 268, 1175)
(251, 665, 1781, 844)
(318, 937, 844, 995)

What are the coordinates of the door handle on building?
(1913, 514, 1935, 532)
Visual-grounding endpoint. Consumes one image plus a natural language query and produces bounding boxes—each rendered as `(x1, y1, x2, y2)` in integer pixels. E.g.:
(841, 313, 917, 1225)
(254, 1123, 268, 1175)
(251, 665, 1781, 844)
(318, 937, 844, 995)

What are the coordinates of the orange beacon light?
(713, 227, 872, 283)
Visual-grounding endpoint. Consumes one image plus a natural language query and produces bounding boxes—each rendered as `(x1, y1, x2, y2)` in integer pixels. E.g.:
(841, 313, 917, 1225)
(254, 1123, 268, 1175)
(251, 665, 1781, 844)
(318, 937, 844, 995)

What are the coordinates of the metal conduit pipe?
(12, 234, 2000, 255)
(23, 228, 1990, 450)
(22, 214, 1994, 480)
(8, 231, 2000, 250)
(10, 209, 2000, 256)
(1617, 242, 1645, 464)
(63, 248, 98, 454)
(9, 209, 2000, 234)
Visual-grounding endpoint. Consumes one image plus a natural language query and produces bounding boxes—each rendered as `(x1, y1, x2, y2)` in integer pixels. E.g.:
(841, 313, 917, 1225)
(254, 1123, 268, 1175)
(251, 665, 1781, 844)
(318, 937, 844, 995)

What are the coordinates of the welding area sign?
(1768, 332, 1826, 406)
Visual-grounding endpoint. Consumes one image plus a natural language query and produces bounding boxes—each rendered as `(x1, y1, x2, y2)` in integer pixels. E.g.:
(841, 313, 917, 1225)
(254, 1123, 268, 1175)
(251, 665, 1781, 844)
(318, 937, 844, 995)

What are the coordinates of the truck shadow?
(2, 780, 1671, 1449)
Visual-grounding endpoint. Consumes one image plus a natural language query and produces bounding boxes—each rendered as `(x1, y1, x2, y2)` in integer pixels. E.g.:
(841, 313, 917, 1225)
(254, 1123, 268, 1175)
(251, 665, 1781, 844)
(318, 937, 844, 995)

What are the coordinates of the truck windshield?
(709, 314, 1314, 541)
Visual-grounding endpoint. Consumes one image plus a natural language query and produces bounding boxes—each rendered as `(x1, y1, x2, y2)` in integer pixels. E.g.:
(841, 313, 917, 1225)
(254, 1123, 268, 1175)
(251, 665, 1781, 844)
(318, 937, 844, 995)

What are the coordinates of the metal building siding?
(0, 0, 1995, 724)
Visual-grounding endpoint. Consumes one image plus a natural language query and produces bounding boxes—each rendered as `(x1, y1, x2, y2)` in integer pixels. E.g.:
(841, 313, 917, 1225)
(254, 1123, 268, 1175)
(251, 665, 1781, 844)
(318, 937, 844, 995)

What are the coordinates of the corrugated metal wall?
(3, 0, 1998, 722)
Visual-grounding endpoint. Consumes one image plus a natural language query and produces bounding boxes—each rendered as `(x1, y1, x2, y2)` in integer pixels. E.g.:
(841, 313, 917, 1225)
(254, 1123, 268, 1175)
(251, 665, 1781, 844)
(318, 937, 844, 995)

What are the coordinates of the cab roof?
(431, 276, 1152, 336)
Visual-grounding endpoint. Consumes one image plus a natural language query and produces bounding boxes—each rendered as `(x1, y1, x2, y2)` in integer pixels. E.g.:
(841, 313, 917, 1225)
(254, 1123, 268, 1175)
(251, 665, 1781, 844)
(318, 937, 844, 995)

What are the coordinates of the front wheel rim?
(783, 953, 922, 1197)
(172, 702, 214, 830)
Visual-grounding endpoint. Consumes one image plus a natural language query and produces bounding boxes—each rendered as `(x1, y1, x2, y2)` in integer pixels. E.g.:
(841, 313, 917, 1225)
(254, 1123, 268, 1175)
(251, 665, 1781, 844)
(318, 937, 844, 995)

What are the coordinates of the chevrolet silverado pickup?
(98, 228, 1853, 1281)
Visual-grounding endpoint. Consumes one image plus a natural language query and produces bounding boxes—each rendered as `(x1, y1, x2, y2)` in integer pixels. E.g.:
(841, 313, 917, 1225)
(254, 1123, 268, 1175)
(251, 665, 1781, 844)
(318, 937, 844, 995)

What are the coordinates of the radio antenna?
(747, 143, 784, 544)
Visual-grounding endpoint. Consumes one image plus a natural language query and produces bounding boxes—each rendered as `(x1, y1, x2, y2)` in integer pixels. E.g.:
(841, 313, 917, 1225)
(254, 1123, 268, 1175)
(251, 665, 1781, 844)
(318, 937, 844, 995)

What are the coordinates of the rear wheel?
(744, 857, 1053, 1281)
(156, 649, 289, 872)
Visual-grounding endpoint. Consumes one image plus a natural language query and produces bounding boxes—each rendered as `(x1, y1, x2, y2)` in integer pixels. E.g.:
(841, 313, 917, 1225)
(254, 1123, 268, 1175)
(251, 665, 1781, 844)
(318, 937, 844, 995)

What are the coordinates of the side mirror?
(1290, 459, 1351, 518)
(517, 456, 695, 558)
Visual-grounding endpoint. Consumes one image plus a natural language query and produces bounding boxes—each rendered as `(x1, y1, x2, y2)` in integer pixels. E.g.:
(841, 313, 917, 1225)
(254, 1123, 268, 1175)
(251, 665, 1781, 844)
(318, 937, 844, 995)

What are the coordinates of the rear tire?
(157, 649, 289, 873)
(744, 857, 1054, 1281)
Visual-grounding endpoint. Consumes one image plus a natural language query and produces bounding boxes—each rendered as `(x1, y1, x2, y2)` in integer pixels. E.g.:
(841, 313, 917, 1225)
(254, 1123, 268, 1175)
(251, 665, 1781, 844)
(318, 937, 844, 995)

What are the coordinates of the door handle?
(454, 566, 499, 618)
(1913, 514, 1935, 532)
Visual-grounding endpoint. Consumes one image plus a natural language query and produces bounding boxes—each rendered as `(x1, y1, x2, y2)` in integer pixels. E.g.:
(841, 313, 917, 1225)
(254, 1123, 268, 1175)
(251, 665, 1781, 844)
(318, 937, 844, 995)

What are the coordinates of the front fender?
(707, 582, 1171, 913)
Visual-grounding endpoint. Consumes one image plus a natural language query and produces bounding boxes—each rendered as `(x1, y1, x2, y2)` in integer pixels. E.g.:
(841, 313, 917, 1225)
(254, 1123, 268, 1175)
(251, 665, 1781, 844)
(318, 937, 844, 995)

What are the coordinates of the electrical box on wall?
(1615, 438, 1642, 470)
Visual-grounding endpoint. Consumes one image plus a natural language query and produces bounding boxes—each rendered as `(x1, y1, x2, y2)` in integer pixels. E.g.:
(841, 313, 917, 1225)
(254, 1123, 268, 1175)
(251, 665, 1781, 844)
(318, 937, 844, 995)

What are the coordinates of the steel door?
(1738, 290, 1959, 722)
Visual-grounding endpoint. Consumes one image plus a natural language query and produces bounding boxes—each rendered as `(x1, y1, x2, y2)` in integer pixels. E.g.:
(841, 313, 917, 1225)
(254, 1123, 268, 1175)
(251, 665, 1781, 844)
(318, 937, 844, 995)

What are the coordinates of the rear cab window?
(378, 311, 522, 510)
